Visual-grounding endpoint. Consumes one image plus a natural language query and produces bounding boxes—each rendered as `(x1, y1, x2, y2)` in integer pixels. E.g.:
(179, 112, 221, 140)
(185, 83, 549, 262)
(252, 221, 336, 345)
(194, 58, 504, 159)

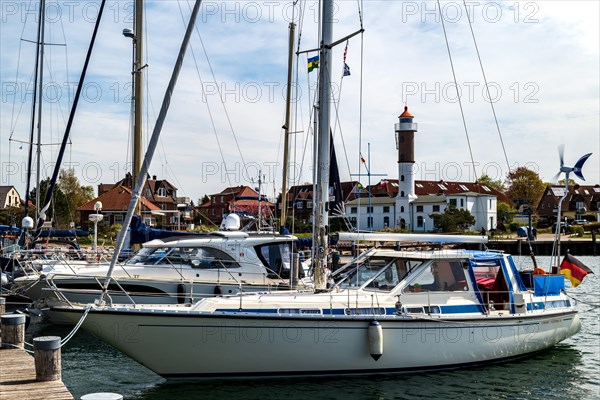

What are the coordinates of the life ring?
(533, 268, 547, 275)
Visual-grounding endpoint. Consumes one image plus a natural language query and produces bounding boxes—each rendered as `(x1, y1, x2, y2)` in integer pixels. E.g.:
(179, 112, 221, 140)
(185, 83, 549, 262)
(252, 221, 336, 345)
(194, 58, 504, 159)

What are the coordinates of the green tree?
(58, 168, 94, 226)
(199, 195, 210, 205)
(29, 169, 95, 228)
(497, 201, 517, 224)
(506, 167, 545, 207)
(430, 205, 475, 232)
(477, 174, 505, 192)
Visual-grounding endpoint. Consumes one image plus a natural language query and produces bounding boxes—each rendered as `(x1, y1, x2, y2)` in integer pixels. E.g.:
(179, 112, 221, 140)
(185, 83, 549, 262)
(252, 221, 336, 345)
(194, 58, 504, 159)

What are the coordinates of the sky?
(1, 0, 599, 205)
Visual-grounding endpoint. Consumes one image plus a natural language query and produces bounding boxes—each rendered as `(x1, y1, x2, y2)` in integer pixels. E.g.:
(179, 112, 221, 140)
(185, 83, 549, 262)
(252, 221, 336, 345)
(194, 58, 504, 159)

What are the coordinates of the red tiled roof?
(77, 185, 160, 212)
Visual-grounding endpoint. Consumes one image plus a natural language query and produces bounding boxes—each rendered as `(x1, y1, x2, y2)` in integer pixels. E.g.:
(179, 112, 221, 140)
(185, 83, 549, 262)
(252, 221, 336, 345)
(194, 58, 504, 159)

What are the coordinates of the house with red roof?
(198, 185, 274, 225)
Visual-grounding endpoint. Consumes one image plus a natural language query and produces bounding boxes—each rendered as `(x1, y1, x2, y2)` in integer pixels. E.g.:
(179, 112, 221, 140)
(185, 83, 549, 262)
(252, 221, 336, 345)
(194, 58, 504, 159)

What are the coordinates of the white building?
(345, 107, 507, 232)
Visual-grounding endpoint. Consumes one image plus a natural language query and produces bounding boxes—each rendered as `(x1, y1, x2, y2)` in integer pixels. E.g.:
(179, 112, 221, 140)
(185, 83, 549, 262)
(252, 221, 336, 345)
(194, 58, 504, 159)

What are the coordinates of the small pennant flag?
(560, 253, 593, 287)
(343, 63, 351, 77)
(308, 55, 320, 73)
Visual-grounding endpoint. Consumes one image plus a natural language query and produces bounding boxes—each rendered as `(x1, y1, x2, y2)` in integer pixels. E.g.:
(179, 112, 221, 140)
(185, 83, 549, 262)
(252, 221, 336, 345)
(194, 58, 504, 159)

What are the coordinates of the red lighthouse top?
(399, 106, 413, 118)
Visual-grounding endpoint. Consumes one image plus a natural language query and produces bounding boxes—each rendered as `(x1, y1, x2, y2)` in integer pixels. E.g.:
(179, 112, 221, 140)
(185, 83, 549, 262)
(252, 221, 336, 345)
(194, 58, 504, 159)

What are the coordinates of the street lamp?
(89, 201, 104, 253)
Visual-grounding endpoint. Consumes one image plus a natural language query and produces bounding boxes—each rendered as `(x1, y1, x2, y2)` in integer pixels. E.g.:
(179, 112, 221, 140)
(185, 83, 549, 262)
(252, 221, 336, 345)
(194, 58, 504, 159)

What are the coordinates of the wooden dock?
(0, 348, 73, 400)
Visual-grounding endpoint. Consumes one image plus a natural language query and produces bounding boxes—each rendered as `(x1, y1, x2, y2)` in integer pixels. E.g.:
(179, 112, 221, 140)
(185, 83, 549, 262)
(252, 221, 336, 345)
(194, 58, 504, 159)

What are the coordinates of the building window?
(307, 202, 312, 209)
(114, 215, 124, 225)
(401, 191, 405, 197)
(401, 175, 405, 182)
(297, 202, 303, 209)
(383, 216, 389, 227)
(460, 199, 464, 208)
(449, 199, 457, 207)
(220, 196, 224, 203)
(417, 216, 424, 228)
(416, 205, 423, 212)
(351, 207, 358, 214)
(383, 206, 390, 213)
(400, 206, 405, 213)
(157, 187, 166, 197)
(367, 206, 373, 213)
(433, 205, 440, 212)
(489, 199, 493, 210)
(350, 217, 357, 227)
(367, 216, 373, 229)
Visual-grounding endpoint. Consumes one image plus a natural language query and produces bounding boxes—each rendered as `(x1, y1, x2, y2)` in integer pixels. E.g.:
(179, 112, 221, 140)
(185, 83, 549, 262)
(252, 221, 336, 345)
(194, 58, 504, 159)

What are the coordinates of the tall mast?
(133, 0, 144, 212)
(280, 22, 296, 229)
(313, 0, 334, 290)
(35, 0, 47, 223)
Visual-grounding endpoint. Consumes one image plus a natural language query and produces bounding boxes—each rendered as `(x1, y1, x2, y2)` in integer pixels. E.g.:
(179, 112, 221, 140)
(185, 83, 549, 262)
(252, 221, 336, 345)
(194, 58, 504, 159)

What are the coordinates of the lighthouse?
(395, 106, 418, 230)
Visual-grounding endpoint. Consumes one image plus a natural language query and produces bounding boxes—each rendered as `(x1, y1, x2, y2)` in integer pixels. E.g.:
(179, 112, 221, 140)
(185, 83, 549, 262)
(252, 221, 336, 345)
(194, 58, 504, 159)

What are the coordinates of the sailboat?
(49, 0, 583, 378)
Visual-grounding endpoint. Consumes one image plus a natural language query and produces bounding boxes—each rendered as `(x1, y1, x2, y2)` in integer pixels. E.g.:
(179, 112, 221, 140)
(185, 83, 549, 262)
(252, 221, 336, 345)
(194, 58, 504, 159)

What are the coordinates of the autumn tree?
(477, 174, 505, 192)
(506, 167, 545, 207)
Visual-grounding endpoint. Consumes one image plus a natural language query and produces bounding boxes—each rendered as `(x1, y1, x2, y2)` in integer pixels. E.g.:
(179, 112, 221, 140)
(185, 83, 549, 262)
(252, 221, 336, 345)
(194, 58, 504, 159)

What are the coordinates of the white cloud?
(1, 0, 598, 205)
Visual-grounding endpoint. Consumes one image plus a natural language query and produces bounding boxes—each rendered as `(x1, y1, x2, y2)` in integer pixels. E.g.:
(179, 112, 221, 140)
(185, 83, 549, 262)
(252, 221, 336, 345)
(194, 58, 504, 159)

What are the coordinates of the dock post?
(0, 297, 5, 316)
(33, 336, 62, 382)
(1, 314, 26, 349)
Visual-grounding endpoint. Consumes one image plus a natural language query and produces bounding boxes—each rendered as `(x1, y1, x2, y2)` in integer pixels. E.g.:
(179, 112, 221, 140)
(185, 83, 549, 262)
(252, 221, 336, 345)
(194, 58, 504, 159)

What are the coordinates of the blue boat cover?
(533, 275, 565, 296)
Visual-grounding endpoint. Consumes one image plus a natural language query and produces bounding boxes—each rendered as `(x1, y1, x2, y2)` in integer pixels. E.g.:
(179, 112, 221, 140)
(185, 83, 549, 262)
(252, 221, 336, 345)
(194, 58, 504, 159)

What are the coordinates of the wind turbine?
(551, 144, 592, 183)
(550, 145, 592, 270)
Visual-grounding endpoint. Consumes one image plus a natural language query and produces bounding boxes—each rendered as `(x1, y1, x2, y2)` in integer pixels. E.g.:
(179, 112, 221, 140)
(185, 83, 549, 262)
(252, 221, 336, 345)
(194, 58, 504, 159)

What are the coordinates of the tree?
(29, 169, 95, 228)
(557, 178, 576, 186)
(506, 167, 546, 207)
(430, 205, 475, 232)
(477, 174, 505, 192)
(199, 195, 210, 205)
(497, 201, 517, 224)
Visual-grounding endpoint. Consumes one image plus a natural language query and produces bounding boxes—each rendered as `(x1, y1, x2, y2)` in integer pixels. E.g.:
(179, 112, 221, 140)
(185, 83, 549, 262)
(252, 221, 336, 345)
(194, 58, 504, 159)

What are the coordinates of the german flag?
(560, 253, 593, 287)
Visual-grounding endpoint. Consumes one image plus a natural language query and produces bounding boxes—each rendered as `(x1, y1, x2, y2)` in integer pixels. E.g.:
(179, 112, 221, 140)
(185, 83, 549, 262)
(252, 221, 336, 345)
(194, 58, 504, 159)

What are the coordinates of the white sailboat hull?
(53, 307, 580, 377)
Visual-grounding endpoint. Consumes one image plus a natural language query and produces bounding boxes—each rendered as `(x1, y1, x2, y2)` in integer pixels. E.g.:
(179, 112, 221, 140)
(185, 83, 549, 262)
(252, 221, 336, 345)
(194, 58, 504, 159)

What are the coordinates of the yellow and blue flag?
(308, 55, 320, 73)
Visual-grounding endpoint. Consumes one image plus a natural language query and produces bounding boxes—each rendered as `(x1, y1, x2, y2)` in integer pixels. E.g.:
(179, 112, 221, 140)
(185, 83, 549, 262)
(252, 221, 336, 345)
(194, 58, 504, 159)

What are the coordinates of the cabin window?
(364, 260, 412, 292)
(256, 242, 293, 277)
(404, 261, 468, 292)
(127, 246, 240, 269)
(338, 257, 421, 290)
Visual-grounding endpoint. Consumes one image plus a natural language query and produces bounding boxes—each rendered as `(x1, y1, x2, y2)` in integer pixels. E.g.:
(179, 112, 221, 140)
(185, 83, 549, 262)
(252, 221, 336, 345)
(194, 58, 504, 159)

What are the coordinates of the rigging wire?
(436, 0, 477, 182)
(184, 1, 247, 169)
(462, 0, 511, 175)
(180, 0, 235, 191)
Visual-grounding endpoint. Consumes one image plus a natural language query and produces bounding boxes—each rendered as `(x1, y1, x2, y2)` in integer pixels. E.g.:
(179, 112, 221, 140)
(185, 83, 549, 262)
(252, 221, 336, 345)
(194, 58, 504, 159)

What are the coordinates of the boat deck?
(0, 348, 73, 400)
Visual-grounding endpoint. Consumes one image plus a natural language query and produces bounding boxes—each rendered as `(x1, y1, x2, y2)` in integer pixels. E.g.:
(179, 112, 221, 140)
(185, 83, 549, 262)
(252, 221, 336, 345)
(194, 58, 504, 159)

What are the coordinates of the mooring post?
(1, 314, 26, 349)
(33, 336, 62, 382)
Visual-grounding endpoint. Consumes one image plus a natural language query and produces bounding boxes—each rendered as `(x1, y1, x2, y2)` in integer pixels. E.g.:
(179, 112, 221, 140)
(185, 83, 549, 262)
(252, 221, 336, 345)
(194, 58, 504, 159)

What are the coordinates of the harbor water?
(24, 256, 599, 400)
